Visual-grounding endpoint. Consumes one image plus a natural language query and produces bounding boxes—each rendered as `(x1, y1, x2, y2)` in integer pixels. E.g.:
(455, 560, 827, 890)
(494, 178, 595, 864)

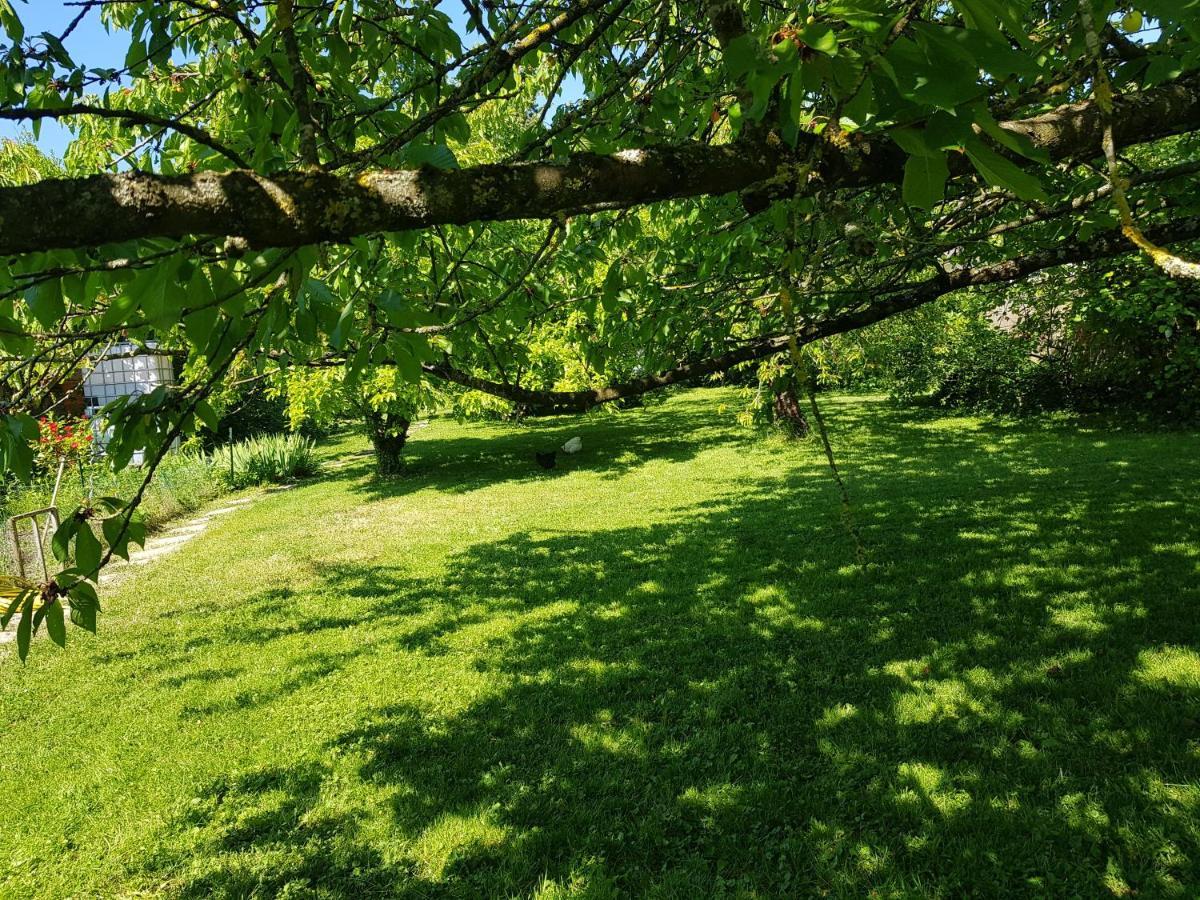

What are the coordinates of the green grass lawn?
(2, 389, 1200, 898)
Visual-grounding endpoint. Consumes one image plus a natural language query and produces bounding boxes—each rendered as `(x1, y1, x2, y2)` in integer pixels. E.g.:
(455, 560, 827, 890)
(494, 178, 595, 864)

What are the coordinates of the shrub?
(807, 253, 1200, 417)
(35, 415, 95, 470)
(215, 381, 292, 443)
(217, 433, 320, 489)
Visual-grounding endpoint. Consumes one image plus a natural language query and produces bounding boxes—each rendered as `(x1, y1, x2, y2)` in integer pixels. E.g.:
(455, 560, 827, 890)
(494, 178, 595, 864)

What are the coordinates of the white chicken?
(560, 436, 583, 454)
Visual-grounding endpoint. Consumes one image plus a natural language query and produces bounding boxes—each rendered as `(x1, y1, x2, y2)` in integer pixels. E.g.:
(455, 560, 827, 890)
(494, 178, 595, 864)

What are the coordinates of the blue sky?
(0, 1, 496, 158)
(0, 2, 127, 154)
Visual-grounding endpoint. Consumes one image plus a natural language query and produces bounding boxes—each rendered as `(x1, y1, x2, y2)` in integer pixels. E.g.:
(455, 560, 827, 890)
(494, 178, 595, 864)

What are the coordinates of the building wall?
(50, 373, 86, 418)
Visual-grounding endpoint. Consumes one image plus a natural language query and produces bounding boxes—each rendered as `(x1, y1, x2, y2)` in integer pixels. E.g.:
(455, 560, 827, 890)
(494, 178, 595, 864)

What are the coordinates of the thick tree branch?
(0, 143, 782, 254)
(425, 215, 1200, 413)
(3, 75, 1200, 255)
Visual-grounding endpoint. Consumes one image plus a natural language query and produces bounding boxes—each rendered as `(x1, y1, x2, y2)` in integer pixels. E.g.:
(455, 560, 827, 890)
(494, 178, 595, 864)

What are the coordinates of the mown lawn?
(2, 389, 1199, 898)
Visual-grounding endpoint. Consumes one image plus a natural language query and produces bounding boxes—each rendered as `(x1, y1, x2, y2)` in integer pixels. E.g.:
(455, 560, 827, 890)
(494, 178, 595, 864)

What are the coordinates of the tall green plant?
(219, 434, 319, 490)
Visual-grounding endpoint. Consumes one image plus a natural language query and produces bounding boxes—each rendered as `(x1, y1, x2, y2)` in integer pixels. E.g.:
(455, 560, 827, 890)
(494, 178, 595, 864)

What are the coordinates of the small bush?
(217, 433, 320, 489)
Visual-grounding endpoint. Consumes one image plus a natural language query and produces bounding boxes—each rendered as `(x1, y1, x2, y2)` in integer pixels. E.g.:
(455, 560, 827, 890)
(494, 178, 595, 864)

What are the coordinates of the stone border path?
(1, 489, 284, 646)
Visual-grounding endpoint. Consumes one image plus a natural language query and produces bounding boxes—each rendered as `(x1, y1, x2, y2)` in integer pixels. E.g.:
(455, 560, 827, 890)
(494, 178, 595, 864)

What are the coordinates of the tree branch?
(0, 104, 250, 168)
(3, 75, 1200, 256)
(347, 0, 614, 168)
(424, 215, 1200, 413)
(276, 0, 319, 166)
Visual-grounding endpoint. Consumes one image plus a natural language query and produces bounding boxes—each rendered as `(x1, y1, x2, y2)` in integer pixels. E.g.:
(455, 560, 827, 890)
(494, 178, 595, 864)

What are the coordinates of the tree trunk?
(366, 415, 410, 477)
(773, 388, 809, 437)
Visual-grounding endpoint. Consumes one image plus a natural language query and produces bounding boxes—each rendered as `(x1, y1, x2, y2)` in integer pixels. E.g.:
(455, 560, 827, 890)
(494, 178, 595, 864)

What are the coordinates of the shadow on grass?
(332, 391, 758, 501)
(134, 396, 1200, 897)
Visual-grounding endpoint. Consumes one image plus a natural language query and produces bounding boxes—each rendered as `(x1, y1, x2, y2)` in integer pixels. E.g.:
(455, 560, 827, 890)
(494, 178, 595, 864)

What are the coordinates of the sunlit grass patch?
(1, 389, 1199, 897)
(1134, 646, 1200, 692)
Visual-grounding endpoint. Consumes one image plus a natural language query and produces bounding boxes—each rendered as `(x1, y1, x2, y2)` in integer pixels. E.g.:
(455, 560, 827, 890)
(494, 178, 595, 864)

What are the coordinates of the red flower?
(36, 414, 94, 466)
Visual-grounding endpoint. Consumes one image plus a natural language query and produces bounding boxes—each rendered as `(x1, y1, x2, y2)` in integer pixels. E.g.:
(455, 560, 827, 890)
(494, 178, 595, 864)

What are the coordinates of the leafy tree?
(3, 0, 1200, 653)
(282, 366, 443, 476)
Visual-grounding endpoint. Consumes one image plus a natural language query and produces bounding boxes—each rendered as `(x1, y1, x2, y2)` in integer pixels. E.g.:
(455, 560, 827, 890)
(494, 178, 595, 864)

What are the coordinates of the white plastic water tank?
(82, 340, 175, 417)
(82, 341, 176, 464)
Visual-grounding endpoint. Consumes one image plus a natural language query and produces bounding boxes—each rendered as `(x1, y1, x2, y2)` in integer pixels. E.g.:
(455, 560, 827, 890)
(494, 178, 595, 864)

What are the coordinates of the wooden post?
(6, 507, 61, 581)
(29, 515, 46, 582)
(6, 515, 20, 579)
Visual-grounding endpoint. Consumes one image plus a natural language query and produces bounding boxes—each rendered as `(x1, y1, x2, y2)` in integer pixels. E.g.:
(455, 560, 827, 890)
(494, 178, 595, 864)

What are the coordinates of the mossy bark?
(4, 75, 1198, 255)
(366, 414, 410, 477)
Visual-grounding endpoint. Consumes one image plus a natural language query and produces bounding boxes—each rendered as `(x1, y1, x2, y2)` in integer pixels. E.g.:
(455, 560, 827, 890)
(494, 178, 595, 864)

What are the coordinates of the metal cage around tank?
(81, 340, 176, 419)
(81, 341, 177, 464)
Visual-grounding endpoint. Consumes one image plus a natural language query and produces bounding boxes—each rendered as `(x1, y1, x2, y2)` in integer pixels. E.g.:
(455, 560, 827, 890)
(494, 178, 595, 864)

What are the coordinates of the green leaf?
(890, 127, 935, 157)
(903, 152, 950, 209)
(124, 37, 148, 74)
(441, 113, 471, 145)
(99, 289, 139, 330)
(825, 2, 888, 33)
(16, 593, 32, 662)
(11, 412, 38, 441)
(126, 521, 147, 551)
(970, 102, 1046, 162)
(603, 262, 623, 303)
(723, 33, 759, 78)
(51, 517, 77, 563)
(301, 278, 338, 336)
(951, 0, 1034, 49)
(38, 31, 74, 68)
(194, 399, 219, 433)
(330, 296, 356, 350)
(31, 599, 47, 638)
(963, 136, 1047, 203)
(101, 514, 144, 561)
(101, 516, 126, 560)
(797, 22, 838, 56)
(65, 578, 98, 606)
(45, 599, 66, 648)
(923, 111, 973, 151)
(885, 35, 980, 110)
(0, 313, 32, 355)
(1144, 55, 1184, 87)
(183, 279, 218, 349)
(69, 600, 96, 634)
(66, 580, 99, 634)
(129, 259, 179, 327)
(402, 143, 459, 170)
(0, 0, 25, 43)
(75, 525, 101, 576)
(1, 414, 37, 483)
(24, 279, 65, 328)
(917, 22, 1039, 79)
(1, 589, 29, 630)
(295, 306, 318, 343)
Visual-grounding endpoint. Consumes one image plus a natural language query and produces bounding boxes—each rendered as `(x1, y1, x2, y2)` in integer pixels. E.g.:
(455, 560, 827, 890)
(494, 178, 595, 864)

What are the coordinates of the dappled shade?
(2, 392, 1198, 896)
